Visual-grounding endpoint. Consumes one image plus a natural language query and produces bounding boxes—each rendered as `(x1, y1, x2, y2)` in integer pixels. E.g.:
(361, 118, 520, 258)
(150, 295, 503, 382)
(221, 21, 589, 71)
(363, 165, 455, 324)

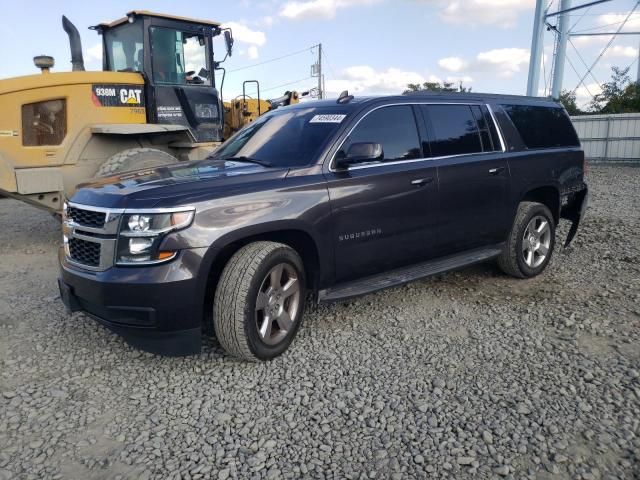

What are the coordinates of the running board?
(318, 244, 504, 303)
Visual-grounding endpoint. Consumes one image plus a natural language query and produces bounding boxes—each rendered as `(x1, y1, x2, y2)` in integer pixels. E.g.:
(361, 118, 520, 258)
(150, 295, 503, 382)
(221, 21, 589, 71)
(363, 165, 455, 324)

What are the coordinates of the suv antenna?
(336, 90, 354, 104)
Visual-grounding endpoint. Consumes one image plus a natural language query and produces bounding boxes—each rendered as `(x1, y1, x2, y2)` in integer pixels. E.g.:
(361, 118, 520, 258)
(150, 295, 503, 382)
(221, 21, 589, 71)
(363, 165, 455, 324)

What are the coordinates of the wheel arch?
(520, 185, 560, 225)
(201, 225, 325, 326)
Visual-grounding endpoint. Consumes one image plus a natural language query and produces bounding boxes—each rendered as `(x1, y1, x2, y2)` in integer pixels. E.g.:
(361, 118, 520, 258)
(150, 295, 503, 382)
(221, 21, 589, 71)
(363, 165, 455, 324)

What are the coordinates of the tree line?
(404, 66, 640, 115)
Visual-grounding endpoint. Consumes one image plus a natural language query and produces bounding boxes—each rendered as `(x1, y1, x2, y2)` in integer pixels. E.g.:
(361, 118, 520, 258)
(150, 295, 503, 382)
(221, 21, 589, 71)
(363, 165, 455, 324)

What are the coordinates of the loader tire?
(95, 148, 178, 177)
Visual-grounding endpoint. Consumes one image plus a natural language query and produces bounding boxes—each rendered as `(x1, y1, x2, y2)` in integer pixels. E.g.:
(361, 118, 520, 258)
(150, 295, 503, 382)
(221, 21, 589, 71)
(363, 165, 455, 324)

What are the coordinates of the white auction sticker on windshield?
(309, 114, 347, 123)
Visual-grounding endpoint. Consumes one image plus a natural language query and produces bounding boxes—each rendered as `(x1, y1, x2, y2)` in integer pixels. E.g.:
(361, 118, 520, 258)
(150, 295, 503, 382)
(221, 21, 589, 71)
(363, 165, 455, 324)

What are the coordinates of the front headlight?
(116, 208, 195, 265)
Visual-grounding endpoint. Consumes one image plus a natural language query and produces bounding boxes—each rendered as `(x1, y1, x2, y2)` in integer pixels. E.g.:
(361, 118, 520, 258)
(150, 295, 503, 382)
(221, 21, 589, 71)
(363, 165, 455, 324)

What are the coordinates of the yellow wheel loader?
(0, 11, 300, 213)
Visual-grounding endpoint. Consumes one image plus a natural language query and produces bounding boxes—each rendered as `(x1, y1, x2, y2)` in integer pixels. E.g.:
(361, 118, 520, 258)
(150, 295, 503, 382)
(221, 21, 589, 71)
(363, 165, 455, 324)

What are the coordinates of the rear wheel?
(213, 242, 306, 361)
(497, 201, 556, 278)
(95, 148, 178, 177)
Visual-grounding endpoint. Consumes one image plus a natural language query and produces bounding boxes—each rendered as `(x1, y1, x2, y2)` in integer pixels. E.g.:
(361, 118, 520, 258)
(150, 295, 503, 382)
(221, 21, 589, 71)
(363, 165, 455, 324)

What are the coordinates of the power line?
(565, 53, 597, 101)
(227, 46, 317, 73)
(568, 38, 601, 87)
(572, 14, 640, 33)
(242, 76, 315, 97)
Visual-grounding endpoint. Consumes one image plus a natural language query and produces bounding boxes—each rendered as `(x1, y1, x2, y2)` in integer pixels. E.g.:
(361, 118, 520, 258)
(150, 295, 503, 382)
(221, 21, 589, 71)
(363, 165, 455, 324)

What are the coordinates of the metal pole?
(527, 0, 546, 96)
(551, 0, 572, 98)
(317, 43, 323, 99)
(637, 39, 640, 83)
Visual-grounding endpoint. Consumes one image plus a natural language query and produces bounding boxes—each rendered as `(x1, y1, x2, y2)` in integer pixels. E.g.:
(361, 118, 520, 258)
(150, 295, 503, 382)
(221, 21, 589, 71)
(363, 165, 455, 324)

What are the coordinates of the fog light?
(129, 237, 153, 254)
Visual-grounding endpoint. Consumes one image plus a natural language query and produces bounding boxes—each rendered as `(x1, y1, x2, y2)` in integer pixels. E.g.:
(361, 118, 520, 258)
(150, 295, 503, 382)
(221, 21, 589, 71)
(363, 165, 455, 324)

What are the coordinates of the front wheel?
(213, 242, 306, 361)
(497, 201, 556, 278)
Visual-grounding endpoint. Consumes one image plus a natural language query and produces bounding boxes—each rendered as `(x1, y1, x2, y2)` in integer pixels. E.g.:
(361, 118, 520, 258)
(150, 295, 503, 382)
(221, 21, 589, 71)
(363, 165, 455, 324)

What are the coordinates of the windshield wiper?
(227, 156, 274, 168)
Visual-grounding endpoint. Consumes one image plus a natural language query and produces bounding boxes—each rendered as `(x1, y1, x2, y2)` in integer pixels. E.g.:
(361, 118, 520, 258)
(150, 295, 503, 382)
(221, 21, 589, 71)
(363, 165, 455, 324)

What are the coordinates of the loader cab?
(91, 11, 228, 143)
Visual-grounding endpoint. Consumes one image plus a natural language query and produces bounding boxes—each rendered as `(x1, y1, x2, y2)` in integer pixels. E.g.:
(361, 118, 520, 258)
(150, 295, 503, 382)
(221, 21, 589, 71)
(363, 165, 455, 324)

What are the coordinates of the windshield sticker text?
(310, 114, 347, 123)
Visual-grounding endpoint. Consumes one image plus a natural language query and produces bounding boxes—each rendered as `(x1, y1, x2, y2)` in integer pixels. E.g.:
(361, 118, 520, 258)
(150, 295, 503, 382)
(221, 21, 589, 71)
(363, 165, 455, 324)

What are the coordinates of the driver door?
(324, 104, 440, 284)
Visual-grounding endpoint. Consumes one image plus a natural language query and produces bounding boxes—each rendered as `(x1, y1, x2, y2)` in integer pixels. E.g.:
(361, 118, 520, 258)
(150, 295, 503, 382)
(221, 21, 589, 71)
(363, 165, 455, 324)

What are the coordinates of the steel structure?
(527, 0, 640, 98)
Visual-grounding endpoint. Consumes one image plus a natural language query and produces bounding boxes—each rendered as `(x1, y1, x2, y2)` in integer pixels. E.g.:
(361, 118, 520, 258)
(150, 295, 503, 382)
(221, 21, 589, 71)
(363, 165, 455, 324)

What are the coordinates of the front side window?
(150, 27, 210, 85)
(104, 23, 144, 72)
(337, 105, 422, 164)
(421, 105, 482, 157)
(212, 107, 349, 167)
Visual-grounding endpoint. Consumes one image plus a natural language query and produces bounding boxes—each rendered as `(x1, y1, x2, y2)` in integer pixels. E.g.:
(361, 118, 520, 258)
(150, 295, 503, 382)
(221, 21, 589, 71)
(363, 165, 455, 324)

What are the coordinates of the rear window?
(502, 104, 579, 149)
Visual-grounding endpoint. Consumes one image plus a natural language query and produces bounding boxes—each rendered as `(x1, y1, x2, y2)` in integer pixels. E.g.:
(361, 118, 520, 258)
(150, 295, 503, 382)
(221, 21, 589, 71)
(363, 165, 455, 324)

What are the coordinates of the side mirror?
(224, 30, 234, 58)
(335, 142, 383, 169)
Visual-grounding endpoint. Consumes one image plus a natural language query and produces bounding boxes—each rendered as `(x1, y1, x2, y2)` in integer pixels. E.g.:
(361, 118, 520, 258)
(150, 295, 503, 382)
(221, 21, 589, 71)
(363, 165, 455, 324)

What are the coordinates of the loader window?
(150, 28, 210, 85)
(104, 23, 144, 72)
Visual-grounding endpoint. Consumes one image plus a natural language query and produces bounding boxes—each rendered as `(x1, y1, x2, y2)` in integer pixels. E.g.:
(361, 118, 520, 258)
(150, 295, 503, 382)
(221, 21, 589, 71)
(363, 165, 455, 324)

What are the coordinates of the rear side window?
(338, 105, 422, 163)
(502, 104, 579, 149)
(420, 105, 482, 157)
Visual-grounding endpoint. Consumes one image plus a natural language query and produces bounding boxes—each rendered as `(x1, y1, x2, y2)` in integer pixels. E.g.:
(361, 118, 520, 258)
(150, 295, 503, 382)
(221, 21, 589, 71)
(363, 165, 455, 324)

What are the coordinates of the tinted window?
(212, 107, 349, 167)
(471, 105, 501, 152)
(338, 105, 421, 164)
(502, 104, 579, 149)
(421, 105, 482, 157)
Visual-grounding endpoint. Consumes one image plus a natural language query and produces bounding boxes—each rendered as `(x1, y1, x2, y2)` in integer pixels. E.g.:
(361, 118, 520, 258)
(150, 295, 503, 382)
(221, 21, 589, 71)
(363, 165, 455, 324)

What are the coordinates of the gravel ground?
(0, 166, 639, 480)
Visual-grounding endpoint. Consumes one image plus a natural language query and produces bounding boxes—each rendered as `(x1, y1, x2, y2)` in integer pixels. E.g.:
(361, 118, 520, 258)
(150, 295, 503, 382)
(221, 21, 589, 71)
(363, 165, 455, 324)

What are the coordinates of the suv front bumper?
(58, 247, 210, 356)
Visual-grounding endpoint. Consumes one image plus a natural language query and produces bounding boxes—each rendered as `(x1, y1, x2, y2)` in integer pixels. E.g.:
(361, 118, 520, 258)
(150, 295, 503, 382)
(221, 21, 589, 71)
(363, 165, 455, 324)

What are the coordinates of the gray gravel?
(1, 165, 639, 480)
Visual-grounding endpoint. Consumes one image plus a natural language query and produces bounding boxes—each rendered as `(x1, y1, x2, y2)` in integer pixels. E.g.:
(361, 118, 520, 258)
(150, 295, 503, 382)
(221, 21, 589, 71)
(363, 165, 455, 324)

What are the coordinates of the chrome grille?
(63, 202, 123, 272)
(66, 206, 106, 228)
(68, 238, 101, 267)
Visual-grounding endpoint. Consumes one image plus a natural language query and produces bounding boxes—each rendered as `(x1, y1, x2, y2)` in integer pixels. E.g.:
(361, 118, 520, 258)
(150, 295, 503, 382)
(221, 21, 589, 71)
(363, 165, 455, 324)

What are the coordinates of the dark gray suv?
(59, 92, 588, 361)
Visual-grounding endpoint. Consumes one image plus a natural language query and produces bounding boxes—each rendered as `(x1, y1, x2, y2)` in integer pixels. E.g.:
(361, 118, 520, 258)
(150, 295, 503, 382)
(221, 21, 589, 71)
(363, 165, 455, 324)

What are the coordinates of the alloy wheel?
(522, 215, 551, 268)
(255, 263, 301, 346)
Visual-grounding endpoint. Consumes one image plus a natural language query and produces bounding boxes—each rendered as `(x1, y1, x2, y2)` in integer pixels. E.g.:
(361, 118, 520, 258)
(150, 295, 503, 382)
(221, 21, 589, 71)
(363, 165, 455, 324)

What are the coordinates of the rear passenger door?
(419, 104, 510, 254)
(324, 104, 439, 283)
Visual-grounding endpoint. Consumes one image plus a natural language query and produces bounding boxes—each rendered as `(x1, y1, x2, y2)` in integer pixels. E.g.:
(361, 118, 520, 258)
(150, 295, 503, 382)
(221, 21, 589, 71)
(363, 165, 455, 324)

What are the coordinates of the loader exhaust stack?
(62, 15, 85, 72)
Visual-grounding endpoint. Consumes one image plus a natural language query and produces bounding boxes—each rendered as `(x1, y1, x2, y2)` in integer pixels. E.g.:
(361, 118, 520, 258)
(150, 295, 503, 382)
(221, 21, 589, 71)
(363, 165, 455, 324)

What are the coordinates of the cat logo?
(92, 84, 146, 108)
(120, 88, 143, 105)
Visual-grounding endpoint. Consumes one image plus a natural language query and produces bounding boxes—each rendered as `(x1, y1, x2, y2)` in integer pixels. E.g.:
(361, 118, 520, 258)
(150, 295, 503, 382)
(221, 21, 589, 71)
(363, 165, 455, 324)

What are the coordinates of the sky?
(1, 0, 639, 107)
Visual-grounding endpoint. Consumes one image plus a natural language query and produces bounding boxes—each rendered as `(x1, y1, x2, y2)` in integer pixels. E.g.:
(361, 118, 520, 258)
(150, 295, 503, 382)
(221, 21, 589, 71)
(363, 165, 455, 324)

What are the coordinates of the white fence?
(571, 113, 640, 164)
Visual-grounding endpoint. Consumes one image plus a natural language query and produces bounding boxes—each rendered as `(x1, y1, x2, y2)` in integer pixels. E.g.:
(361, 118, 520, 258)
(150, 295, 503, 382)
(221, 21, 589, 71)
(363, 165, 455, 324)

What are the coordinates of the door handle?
(488, 166, 506, 175)
(411, 177, 434, 186)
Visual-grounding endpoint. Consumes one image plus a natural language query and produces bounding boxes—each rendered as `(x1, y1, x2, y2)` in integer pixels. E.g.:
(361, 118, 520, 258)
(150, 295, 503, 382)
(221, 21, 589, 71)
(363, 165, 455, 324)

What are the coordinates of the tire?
(497, 201, 556, 279)
(95, 148, 178, 177)
(213, 242, 306, 361)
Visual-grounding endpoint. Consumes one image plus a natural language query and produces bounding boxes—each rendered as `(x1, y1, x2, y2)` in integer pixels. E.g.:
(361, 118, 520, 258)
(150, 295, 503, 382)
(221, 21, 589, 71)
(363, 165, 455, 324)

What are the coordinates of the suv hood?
(71, 158, 289, 209)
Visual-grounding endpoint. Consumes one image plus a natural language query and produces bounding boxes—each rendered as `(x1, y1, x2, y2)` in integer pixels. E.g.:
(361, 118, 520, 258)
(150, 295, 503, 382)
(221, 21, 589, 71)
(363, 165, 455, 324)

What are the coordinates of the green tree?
(557, 90, 582, 116)
(404, 81, 471, 94)
(589, 66, 640, 113)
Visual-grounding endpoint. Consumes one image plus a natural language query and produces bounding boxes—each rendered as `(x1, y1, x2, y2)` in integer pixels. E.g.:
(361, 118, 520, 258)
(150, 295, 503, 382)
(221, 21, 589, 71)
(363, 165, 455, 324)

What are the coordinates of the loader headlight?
(116, 208, 195, 265)
(22, 99, 67, 146)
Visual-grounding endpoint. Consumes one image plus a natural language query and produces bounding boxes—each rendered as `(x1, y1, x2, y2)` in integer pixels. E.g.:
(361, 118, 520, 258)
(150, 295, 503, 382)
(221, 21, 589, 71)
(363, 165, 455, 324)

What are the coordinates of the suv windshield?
(211, 107, 351, 167)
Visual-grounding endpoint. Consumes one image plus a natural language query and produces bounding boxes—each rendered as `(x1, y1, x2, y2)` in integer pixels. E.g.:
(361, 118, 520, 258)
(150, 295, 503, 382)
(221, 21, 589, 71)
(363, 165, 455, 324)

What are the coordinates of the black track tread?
(95, 148, 177, 177)
(213, 241, 290, 361)
(497, 201, 551, 279)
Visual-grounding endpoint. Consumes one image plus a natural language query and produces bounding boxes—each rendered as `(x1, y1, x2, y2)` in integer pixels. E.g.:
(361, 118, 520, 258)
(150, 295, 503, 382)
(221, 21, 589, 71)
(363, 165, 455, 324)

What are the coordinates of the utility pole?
(637, 39, 640, 83)
(526, 0, 546, 96)
(317, 43, 323, 99)
(311, 43, 324, 99)
(551, 0, 572, 98)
